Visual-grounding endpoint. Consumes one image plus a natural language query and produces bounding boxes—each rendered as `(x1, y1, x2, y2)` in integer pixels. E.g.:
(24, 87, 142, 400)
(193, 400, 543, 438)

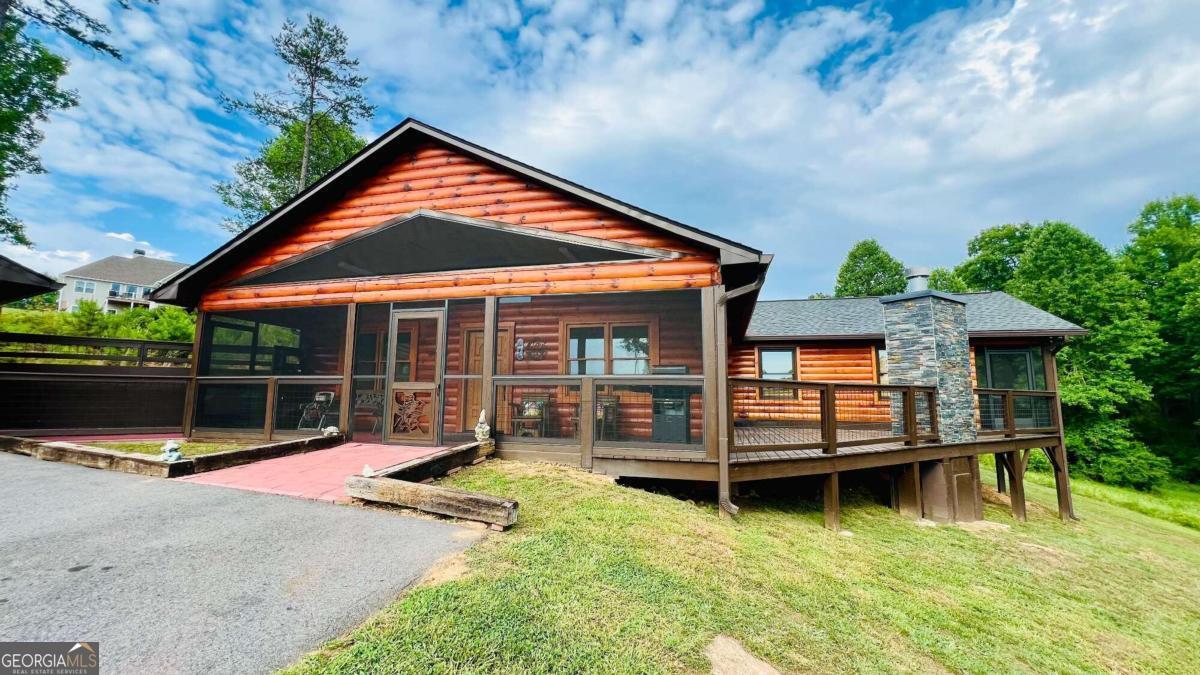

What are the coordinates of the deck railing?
(974, 388, 1059, 437)
(491, 374, 706, 451)
(728, 377, 939, 456)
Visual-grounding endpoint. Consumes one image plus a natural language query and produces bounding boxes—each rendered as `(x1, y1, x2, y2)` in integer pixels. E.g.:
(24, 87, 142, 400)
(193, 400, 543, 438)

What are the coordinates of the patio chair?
(595, 394, 619, 441)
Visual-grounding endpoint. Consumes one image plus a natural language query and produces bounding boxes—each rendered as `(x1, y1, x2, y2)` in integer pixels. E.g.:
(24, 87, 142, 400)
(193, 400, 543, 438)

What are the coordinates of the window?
(611, 325, 650, 374)
(565, 323, 652, 375)
(979, 347, 1046, 390)
(567, 326, 605, 374)
(73, 280, 95, 294)
(393, 329, 415, 382)
(759, 348, 797, 399)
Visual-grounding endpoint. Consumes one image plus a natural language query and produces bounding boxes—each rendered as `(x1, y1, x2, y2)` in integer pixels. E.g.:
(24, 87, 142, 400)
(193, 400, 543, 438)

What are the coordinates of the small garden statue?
(322, 426, 340, 437)
(159, 440, 183, 462)
(474, 409, 491, 441)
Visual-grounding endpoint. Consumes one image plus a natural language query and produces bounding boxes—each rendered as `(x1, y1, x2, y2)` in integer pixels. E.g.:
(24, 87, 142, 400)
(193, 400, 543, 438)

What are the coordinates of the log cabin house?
(152, 119, 1084, 527)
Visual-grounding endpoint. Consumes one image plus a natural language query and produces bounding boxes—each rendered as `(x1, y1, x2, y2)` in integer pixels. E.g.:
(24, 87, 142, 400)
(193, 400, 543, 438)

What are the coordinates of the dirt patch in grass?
(705, 635, 780, 675)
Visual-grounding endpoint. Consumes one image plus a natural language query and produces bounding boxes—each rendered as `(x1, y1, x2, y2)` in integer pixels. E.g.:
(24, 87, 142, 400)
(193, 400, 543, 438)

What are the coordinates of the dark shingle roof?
(747, 291, 1085, 339)
(62, 255, 188, 287)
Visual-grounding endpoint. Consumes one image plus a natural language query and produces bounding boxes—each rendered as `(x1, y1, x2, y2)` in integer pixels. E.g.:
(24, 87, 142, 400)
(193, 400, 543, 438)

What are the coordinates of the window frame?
(757, 347, 798, 400)
(561, 318, 658, 376)
(980, 346, 1047, 391)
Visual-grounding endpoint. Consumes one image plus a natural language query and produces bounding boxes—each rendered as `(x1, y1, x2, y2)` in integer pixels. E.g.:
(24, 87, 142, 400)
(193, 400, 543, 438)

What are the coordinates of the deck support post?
(823, 471, 840, 530)
(1001, 451, 1027, 522)
(994, 454, 1007, 494)
(1045, 445, 1074, 522)
(1044, 346, 1076, 521)
(893, 461, 922, 519)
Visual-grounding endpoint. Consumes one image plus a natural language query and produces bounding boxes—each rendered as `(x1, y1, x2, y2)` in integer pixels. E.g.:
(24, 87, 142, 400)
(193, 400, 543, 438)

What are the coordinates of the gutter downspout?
(713, 270, 764, 517)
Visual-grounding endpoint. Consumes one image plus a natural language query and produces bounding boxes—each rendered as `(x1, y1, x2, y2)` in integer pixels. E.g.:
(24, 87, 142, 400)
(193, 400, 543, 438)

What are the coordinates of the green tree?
(955, 223, 1035, 291)
(1007, 222, 1167, 489)
(833, 239, 906, 297)
(222, 14, 373, 195)
(215, 114, 365, 232)
(1121, 195, 1200, 479)
(0, 18, 76, 245)
(0, 1, 152, 59)
(4, 289, 57, 309)
(928, 267, 967, 293)
(65, 299, 107, 336)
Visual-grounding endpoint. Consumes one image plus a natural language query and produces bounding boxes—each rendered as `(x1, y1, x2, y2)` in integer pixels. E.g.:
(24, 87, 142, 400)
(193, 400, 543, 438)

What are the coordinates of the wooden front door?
(461, 328, 511, 431)
(386, 309, 443, 445)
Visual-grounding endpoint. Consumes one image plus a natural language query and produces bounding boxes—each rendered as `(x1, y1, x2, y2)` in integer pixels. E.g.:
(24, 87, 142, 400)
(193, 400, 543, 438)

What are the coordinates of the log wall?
(198, 140, 721, 311)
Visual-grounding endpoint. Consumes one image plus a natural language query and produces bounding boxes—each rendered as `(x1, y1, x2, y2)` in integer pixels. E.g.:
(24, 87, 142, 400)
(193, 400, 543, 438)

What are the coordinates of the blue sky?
(4, 0, 1198, 299)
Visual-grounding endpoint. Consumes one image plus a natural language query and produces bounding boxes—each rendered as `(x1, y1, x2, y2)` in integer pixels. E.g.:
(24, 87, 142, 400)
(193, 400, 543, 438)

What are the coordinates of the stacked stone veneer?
(881, 291, 977, 444)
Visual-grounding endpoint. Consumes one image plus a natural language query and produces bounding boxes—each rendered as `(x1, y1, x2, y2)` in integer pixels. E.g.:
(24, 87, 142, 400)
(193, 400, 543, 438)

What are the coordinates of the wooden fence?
(0, 332, 193, 436)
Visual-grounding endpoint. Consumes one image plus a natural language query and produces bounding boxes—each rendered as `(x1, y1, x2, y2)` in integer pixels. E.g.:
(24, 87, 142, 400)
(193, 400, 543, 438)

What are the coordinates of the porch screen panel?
(443, 299, 486, 442)
(199, 306, 347, 376)
(350, 303, 389, 442)
(194, 382, 267, 429)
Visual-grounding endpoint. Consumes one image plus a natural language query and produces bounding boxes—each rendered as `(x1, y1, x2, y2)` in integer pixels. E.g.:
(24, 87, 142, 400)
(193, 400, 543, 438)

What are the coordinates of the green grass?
(1029, 471, 1200, 531)
(85, 440, 254, 456)
(285, 462, 1200, 674)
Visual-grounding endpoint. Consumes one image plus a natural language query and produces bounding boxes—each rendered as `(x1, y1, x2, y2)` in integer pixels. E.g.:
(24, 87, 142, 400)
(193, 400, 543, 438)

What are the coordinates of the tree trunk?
(299, 114, 313, 191)
(0, 0, 14, 26)
(298, 79, 316, 191)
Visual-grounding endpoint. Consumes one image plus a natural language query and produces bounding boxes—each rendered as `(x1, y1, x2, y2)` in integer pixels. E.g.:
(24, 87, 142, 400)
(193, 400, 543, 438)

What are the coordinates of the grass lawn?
(85, 440, 255, 456)
(286, 461, 1200, 674)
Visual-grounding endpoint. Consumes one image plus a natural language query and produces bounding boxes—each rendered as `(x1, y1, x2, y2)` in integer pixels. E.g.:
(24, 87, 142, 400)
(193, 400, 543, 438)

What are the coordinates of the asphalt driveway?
(0, 452, 480, 674)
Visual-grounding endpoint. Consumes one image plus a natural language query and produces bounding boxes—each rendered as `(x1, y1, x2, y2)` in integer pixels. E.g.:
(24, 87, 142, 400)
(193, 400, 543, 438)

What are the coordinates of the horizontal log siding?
(198, 260, 719, 311)
(728, 342, 890, 423)
(201, 141, 720, 311)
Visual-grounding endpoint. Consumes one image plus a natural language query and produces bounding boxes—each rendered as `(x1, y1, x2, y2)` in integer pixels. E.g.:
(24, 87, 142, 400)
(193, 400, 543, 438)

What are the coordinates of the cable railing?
(974, 388, 1059, 437)
(728, 377, 939, 455)
(492, 374, 705, 450)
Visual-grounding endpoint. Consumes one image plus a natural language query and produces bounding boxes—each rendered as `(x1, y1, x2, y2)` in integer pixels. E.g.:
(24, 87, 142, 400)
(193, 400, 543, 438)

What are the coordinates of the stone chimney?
(880, 268, 976, 443)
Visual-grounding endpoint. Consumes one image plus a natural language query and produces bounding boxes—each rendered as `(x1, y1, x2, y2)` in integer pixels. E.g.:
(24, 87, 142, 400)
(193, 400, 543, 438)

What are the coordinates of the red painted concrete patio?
(176, 442, 442, 503)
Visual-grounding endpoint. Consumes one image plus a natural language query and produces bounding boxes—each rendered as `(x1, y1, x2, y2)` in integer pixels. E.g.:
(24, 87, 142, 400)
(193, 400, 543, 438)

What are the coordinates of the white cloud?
(10, 0, 1199, 296)
(104, 232, 136, 242)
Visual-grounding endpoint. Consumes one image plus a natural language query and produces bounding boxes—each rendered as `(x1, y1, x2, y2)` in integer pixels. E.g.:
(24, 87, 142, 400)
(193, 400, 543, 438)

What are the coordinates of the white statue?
(322, 426, 340, 437)
(474, 409, 491, 442)
(159, 439, 183, 462)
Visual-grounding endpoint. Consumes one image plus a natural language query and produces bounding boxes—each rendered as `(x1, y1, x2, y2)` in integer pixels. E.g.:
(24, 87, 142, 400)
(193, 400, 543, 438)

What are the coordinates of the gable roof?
(62, 255, 188, 287)
(153, 118, 763, 306)
(0, 254, 63, 304)
(233, 209, 674, 287)
(746, 291, 1086, 340)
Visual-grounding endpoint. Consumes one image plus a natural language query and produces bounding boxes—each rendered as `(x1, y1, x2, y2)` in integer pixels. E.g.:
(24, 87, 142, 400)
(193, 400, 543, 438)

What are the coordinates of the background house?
(57, 250, 188, 313)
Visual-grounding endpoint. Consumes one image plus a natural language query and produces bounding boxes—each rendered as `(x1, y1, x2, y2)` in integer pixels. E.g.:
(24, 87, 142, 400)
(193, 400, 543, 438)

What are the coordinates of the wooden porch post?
(713, 285, 737, 517)
(481, 297, 497, 429)
(823, 472, 841, 530)
(700, 287, 720, 463)
(1044, 345, 1076, 520)
(995, 455, 1007, 494)
(182, 310, 204, 438)
(338, 303, 356, 435)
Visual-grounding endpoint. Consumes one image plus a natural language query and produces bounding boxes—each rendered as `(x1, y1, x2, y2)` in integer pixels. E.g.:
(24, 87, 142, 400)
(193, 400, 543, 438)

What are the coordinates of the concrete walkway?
(177, 442, 442, 502)
(0, 452, 479, 674)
